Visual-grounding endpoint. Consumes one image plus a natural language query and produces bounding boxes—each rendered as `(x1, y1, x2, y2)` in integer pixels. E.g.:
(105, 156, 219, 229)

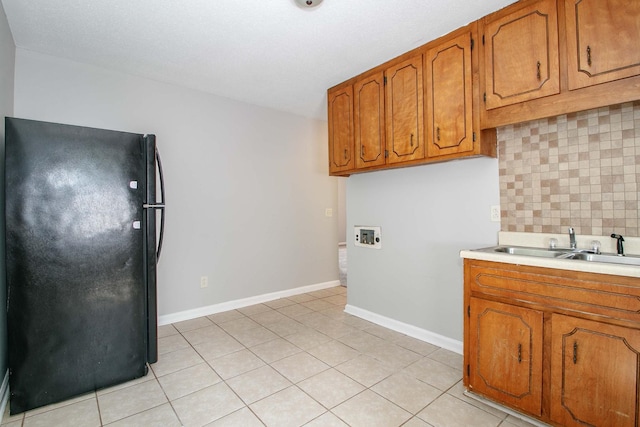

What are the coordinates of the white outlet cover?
(490, 205, 501, 222)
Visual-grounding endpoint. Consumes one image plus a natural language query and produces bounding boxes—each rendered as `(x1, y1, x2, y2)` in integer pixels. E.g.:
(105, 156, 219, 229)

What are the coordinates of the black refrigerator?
(5, 117, 165, 414)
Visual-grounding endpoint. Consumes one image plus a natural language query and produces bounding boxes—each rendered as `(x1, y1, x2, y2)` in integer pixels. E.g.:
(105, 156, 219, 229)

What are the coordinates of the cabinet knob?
(536, 61, 541, 80)
(410, 133, 414, 147)
(573, 341, 578, 364)
(586, 46, 592, 66)
(436, 127, 441, 142)
(344, 148, 348, 159)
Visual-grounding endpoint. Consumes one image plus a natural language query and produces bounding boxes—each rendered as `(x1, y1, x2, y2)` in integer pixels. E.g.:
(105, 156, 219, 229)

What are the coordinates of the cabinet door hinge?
(467, 364, 470, 376)
(483, 93, 486, 103)
(467, 305, 470, 317)
(473, 132, 476, 142)
(482, 34, 485, 45)
(470, 37, 474, 51)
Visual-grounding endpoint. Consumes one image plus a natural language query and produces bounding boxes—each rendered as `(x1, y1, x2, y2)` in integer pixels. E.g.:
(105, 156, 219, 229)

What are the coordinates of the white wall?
(0, 0, 15, 388)
(346, 157, 500, 342)
(13, 49, 339, 317)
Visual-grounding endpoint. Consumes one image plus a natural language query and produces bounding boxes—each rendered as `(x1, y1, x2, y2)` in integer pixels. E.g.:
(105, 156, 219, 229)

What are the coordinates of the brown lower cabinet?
(464, 259, 640, 427)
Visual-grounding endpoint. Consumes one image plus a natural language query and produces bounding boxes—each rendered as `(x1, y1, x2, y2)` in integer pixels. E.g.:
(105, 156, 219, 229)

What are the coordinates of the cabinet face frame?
(565, 0, 640, 90)
(483, 0, 560, 109)
(425, 32, 474, 158)
(327, 85, 355, 174)
(385, 55, 425, 164)
(354, 72, 386, 169)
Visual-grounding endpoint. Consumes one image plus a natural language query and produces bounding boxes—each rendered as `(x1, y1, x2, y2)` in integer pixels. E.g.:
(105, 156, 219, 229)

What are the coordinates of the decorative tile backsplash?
(498, 101, 640, 237)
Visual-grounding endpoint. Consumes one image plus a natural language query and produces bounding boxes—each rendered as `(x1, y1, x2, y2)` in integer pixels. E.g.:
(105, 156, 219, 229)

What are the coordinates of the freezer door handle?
(143, 203, 165, 209)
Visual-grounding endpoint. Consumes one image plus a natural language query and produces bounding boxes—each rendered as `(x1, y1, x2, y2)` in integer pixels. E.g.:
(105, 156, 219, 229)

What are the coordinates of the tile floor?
(1, 286, 539, 427)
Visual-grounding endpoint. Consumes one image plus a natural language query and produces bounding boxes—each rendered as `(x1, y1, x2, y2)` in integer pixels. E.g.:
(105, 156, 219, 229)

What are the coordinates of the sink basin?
(560, 252, 640, 266)
(490, 246, 569, 258)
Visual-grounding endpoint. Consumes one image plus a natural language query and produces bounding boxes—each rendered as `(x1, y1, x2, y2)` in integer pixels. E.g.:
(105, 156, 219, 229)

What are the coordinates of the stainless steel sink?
(475, 245, 640, 267)
(489, 246, 570, 258)
(560, 252, 640, 266)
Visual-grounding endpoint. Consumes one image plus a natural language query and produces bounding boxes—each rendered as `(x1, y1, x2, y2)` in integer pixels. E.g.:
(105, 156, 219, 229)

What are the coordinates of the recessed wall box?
(354, 226, 381, 249)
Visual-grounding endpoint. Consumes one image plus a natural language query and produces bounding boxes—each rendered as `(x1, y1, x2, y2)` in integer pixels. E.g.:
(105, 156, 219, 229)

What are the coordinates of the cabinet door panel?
(354, 72, 385, 168)
(426, 33, 473, 157)
(566, 0, 640, 90)
(328, 86, 354, 174)
(469, 298, 543, 416)
(484, 0, 559, 109)
(551, 314, 640, 427)
(385, 56, 424, 164)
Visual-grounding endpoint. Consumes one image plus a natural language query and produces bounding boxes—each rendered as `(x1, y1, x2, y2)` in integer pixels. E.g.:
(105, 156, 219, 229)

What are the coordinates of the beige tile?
(447, 381, 510, 419)
(393, 335, 440, 356)
(207, 309, 245, 324)
(322, 295, 347, 306)
(207, 349, 265, 380)
(302, 299, 335, 311)
(218, 316, 261, 334)
(502, 414, 542, 427)
(181, 324, 226, 346)
(193, 334, 244, 361)
(332, 389, 412, 427)
(172, 316, 214, 332)
(402, 417, 432, 427)
(304, 411, 349, 426)
(98, 379, 167, 425)
(337, 330, 386, 353)
(306, 339, 360, 366)
(417, 394, 503, 427)
(276, 303, 314, 318)
(366, 343, 422, 371)
(228, 326, 279, 347)
(105, 403, 182, 427)
(284, 329, 332, 350)
(264, 318, 308, 337)
(313, 319, 359, 339)
(249, 310, 290, 325)
(237, 303, 273, 316)
(150, 347, 204, 377)
(287, 293, 317, 303)
(157, 324, 179, 338)
(271, 352, 330, 383)
(263, 298, 297, 309)
(23, 391, 96, 416)
(158, 333, 190, 355)
(207, 407, 264, 427)
(371, 372, 442, 414)
(428, 348, 464, 371)
(249, 337, 302, 363)
(249, 386, 326, 427)
(298, 368, 365, 409)
(403, 356, 462, 391)
(157, 362, 221, 400)
(23, 398, 100, 427)
(1, 421, 22, 427)
(335, 354, 392, 387)
(171, 382, 244, 427)
(226, 365, 291, 404)
(96, 372, 155, 396)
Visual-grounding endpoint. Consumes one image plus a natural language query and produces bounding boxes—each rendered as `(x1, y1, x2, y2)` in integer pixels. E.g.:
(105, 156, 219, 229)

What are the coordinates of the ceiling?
(1, 0, 514, 121)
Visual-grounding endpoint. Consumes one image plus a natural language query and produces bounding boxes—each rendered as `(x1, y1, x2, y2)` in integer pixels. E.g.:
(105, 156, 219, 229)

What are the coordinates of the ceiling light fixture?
(294, 0, 323, 8)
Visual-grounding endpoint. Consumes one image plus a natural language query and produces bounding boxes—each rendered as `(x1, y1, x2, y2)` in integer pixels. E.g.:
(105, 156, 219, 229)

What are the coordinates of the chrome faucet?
(568, 227, 576, 249)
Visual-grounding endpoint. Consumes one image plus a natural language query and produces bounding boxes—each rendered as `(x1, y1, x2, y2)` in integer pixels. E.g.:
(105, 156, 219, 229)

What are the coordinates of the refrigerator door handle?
(154, 147, 166, 261)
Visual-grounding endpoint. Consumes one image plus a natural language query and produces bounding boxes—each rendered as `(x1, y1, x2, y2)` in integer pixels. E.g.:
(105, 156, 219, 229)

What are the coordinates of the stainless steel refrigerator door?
(5, 118, 152, 414)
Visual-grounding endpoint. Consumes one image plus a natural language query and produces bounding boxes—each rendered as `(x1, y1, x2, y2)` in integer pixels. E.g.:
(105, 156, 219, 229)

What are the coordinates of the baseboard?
(158, 280, 341, 326)
(0, 369, 9, 423)
(344, 304, 463, 355)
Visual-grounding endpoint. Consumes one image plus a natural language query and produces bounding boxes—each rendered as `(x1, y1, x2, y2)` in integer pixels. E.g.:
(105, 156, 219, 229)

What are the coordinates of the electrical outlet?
(490, 205, 501, 222)
(325, 208, 333, 217)
(200, 276, 208, 288)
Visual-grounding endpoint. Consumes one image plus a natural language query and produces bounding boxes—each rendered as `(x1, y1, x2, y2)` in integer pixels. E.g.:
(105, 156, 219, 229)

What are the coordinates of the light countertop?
(460, 232, 640, 278)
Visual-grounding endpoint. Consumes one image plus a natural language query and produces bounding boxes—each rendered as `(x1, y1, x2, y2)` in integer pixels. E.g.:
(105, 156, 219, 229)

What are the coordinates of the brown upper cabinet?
(354, 71, 386, 169)
(385, 55, 425, 164)
(482, 0, 560, 109)
(565, 0, 640, 90)
(327, 84, 354, 174)
(425, 32, 474, 158)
